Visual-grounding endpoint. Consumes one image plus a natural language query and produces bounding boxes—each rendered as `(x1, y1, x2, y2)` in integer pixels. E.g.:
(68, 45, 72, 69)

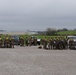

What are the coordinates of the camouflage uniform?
(52, 38, 57, 49)
(47, 37, 51, 49)
(0, 36, 3, 48)
(9, 36, 14, 48)
(4, 36, 10, 48)
(69, 39, 73, 49)
(25, 37, 29, 46)
(29, 37, 32, 46)
(43, 37, 47, 49)
(34, 37, 37, 46)
(58, 38, 64, 49)
(20, 37, 25, 46)
(50, 39, 53, 49)
(63, 38, 68, 49)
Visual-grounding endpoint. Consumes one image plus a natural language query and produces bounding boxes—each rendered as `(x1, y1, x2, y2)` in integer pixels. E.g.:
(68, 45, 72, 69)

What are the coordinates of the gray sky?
(0, 0, 76, 31)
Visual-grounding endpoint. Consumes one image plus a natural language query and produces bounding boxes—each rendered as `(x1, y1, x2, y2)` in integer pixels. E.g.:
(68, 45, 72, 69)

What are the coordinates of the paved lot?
(0, 46, 76, 75)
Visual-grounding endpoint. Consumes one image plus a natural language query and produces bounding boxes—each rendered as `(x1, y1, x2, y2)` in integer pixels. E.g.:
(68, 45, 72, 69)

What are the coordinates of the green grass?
(21, 34, 66, 39)
(57, 30, 76, 35)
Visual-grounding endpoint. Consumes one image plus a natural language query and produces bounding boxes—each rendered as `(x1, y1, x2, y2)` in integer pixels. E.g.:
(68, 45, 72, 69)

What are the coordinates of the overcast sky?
(0, 0, 76, 31)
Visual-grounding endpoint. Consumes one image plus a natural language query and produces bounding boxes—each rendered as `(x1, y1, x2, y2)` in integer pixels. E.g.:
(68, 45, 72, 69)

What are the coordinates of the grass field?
(21, 34, 66, 39)
(22, 30, 76, 39)
(57, 30, 76, 35)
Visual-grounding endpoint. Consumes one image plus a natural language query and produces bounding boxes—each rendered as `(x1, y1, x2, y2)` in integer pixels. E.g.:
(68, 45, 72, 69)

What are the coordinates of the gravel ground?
(0, 46, 76, 75)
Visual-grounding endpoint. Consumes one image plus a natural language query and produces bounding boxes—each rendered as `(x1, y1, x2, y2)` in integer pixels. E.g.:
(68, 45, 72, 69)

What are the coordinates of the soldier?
(27, 37, 30, 46)
(52, 38, 57, 49)
(34, 37, 37, 46)
(29, 37, 32, 46)
(9, 36, 14, 48)
(63, 38, 68, 49)
(67, 37, 70, 49)
(40, 39, 43, 46)
(31, 37, 34, 45)
(42, 38, 45, 49)
(0, 35, 3, 48)
(25, 37, 29, 46)
(47, 37, 51, 49)
(57, 37, 64, 49)
(56, 38, 59, 49)
(43, 37, 47, 49)
(50, 38, 53, 49)
(4, 35, 10, 48)
(69, 38, 73, 49)
(20, 36, 25, 46)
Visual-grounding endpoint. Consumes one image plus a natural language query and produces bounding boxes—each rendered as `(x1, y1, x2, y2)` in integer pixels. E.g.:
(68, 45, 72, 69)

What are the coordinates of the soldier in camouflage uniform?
(63, 38, 68, 49)
(52, 38, 57, 49)
(28, 37, 32, 46)
(69, 38, 74, 49)
(20, 36, 25, 46)
(9, 36, 14, 48)
(58, 37, 64, 49)
(47, 37, 51, 49)
(50, 38, 53, 49)
(34, 37, 37, 46)
(43, 37, 47, 49)
(0, 35, 3, 48)
(4, 35, 10, 48)
(42, 38, 45, 49)
(25, 37, 29, 46)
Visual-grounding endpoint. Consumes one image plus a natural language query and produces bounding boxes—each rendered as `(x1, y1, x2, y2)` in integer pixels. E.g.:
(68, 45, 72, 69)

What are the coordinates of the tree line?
(37, 28, 76, 36)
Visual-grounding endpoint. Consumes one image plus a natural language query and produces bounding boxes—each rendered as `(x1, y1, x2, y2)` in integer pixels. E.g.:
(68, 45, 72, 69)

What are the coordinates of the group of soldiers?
(20, 37, 37, 46)
(40, 37, 74, 50)
(0, 35, 38, 48)
(0, 35, 75, 49)
(19, 36, 75, 50)
(0, 35, 14, 48)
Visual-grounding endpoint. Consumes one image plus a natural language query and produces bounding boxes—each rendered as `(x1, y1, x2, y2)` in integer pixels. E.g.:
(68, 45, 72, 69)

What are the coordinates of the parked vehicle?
(12, 35, 20, 45)
(67, 36, 76, 49)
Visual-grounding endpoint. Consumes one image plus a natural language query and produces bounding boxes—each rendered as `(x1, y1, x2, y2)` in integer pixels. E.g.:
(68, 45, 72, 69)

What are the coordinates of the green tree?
(46, 28, 57, 35)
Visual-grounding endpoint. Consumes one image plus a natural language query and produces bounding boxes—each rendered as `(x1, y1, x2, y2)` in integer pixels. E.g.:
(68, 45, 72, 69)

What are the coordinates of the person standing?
(0, 35, 3, 48)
